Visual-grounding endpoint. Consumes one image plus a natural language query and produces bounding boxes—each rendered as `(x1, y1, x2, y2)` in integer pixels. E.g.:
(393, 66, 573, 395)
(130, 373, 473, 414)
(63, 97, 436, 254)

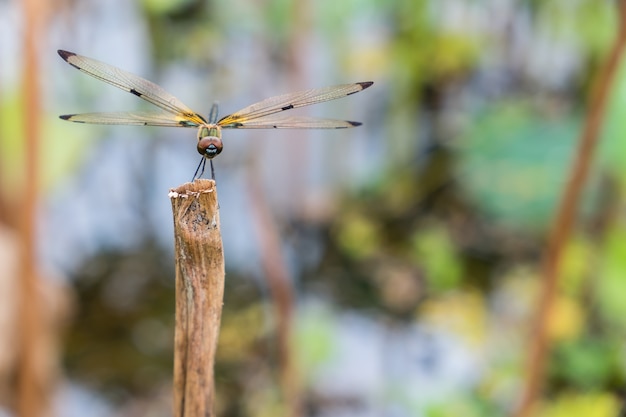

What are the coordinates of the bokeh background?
(2, 0, 626, 416)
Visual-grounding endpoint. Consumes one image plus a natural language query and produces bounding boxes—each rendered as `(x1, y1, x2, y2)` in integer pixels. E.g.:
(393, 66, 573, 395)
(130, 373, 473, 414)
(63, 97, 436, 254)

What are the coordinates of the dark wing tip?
(347, 121, 362, 127)
(358, 81, 374, 90)
(57, 50, 75, 61)
(59, 114, 73, 120)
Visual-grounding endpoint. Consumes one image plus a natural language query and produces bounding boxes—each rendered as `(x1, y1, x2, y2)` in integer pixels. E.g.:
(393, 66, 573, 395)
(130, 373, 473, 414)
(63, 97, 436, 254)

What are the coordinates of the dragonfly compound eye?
(197, 137, 223, 159)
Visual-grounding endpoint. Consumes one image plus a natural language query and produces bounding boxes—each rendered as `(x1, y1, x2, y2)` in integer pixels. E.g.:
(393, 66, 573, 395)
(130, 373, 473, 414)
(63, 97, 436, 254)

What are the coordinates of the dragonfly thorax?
(197, 124, 223, 159)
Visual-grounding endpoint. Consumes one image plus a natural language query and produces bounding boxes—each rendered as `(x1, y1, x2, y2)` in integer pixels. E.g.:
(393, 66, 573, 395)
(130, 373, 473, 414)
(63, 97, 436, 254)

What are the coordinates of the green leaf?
(411, 224, 462, 292)
(455, 102, 590, 232)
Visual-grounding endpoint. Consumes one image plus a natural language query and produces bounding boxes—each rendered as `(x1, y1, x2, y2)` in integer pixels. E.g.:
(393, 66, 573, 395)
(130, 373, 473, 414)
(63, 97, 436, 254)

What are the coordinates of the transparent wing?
(57, 50, 207, 125)
(217, 82, 373, 127)
(60, 111, 200, 127)
(222, 116, 362, 129)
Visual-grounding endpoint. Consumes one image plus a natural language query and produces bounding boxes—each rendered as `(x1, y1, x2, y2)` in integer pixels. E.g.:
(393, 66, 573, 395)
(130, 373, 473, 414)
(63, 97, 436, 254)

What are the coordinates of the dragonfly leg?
(210, 160, 216, 181)
(192, 157, 206, 182)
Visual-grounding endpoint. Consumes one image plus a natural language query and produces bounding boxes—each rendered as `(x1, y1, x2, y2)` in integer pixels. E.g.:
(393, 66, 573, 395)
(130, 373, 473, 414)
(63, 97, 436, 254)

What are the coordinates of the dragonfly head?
(197, 124, 223, 159)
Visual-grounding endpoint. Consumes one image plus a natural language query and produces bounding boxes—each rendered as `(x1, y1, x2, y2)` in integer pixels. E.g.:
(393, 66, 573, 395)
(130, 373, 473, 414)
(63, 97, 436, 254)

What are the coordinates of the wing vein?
(58, 50, 206, 125)
(218, 82, 372, 127)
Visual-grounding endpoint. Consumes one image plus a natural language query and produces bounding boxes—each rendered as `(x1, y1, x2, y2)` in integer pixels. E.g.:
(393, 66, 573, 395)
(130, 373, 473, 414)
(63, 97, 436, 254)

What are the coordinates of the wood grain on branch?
(170, 179, 224, 417)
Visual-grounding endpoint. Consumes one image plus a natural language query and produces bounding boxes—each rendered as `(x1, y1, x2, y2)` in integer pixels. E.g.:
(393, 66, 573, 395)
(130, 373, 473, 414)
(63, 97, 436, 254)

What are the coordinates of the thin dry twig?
(170, 179, 225, 417)
(512, 3, 626, 417)
(17, 0, 47, 415)
(247, 168, 300, 417)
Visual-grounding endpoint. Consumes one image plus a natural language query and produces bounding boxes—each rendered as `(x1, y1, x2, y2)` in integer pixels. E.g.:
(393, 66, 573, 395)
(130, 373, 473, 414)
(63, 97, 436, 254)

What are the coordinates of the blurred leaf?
(601, 53, 626, 186)
(265, 0, 294, 42)
(426, 394, 499, 417)
(455, 102, 591, 232)
(141, 0, 192, 14)
(218, 303, 265, 362)
(559, 236, 592, 296)
(244, 385, 286, 417)
(294, 304, 336, 378)
(552, 340, 617, 390)
(389, 0, 480, 100)
(537, 392, 619, 417)
(411, 223, 462, 292)
(595, 223, 626, 328)
(547, 295, 584, 343)
(44, 115, 93, 190)
(419, 291, 487, 348)
(538, 0, 615, 57)
(333, 210, 381, 260)
(0, 91, 25, 194)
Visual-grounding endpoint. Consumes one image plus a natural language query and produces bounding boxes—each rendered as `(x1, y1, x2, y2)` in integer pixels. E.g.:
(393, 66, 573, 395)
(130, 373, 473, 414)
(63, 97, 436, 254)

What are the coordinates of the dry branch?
(169, 179, 225, 417)
(512, 2, 626, 416)
(247, 168, 300, 416)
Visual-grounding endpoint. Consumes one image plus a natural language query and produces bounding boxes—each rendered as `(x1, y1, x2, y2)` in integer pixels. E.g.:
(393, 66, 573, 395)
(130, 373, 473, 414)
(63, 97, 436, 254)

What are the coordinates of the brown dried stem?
(170, 179, 225, 417)
(17, 0, 47, 415)
(247, 168, 300, 417)
(512, 2, 626, 417)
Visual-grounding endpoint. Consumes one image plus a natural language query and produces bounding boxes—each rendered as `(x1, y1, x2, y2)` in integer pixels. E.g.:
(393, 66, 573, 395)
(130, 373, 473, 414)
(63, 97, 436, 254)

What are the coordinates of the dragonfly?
(58, 50, 373, 180)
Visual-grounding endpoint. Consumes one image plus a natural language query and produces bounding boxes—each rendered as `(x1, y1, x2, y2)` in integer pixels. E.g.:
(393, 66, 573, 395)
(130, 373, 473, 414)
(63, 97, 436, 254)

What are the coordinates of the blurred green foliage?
(456, 101, 584, 232)
(596, 222, 626, 327)
(537, 392, 619, 417)
(411, 223, 462, 292)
